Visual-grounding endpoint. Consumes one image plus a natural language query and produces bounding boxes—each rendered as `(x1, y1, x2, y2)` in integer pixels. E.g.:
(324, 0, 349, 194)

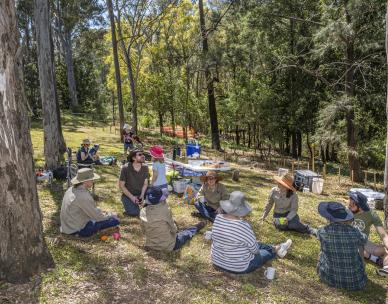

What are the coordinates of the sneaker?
(309, 228, 318, 238)
(277, 239, 292, 258)
(376, 267, 388, 277)
(195, 221, 206, 231)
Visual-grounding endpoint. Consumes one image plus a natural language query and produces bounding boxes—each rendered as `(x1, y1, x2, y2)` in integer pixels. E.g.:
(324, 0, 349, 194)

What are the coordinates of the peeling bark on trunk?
(0, 0, 54, 283)
(35, 0, 66, 169)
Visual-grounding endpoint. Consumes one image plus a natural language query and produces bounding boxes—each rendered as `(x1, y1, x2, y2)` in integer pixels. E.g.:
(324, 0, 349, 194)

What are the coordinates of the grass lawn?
(1, 117, 387, 304)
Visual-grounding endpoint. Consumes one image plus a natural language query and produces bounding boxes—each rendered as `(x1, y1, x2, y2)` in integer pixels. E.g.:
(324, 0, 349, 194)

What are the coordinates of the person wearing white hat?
(60, 168, 119, 237)
(211, 191, 292, 274)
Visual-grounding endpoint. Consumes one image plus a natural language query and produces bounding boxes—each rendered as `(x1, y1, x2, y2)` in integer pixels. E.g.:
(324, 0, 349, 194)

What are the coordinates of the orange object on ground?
(100, 235, 108, 241)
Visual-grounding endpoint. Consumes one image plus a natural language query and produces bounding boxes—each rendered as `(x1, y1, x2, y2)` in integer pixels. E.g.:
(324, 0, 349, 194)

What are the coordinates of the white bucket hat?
(220, 191, 252, 217)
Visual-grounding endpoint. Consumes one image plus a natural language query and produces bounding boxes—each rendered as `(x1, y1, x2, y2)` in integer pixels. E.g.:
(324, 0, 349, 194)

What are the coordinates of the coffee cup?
(264, 267, 275, 280)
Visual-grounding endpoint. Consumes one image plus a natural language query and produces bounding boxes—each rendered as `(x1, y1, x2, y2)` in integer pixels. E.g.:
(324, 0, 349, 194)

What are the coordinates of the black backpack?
(53, 165, 67, 180)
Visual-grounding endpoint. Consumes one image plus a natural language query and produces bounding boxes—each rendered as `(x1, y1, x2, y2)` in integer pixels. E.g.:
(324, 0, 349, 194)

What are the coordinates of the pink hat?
(150, 145, 164, 158)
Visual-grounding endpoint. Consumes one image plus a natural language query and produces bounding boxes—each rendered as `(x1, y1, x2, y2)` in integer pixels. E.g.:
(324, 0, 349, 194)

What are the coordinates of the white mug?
(264, 267, 275, 280)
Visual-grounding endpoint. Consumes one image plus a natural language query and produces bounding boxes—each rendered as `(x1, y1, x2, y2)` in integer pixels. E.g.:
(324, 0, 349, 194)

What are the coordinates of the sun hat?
(71, 168, 100, 185)
(220, 191, 252, 217)
(128, 148, 143, 163)
(149, 145, 164, 158)
(145, 187, 163, 205)
(348, 191, 370, 212)
(274, 173, 296, 192)
(82, 139, 91, 145)
(318, 202, 354, 223)
(200, 170, 223, 183)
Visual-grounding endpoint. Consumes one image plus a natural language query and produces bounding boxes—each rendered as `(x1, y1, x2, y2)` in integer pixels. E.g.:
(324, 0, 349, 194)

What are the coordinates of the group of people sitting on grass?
(60, 142, 388, 292)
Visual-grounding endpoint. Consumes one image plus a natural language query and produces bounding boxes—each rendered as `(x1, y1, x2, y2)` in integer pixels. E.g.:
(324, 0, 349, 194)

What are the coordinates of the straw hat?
(200, 170, 223, 183)
(82, 139, 91, 145)
(71, 168, 100, 185)
(220, 191, 252, 217)
(274, 173, 296, 192)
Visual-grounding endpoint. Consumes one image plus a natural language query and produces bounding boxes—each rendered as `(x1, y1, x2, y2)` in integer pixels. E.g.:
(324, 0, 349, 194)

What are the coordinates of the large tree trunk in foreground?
(107, 0, 125, 136)
(0, 0, 53, 283)
(198, 0, 221, 150)
(35, 0, 66, 169)
(384, 0, 388, 228)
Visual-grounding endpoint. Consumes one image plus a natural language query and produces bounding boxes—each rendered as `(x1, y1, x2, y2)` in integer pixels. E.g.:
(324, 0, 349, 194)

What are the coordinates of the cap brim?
(71, 173, 100, 185)
(274, 176, 296, 192)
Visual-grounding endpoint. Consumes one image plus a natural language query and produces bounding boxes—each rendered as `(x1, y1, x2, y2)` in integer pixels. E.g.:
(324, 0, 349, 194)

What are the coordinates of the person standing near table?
(119, 149, 149, 216)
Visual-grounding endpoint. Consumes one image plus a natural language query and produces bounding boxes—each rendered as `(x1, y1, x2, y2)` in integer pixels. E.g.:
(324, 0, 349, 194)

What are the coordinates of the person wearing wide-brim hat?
(77, 138, 101, 165)
(210, 191, 293, 274)
(191, 171, 229, 222)
(347, 191, 388, 277)
(316, 201, 368, 290)
(261, 173, 316, 235)
(60, 168, 119, 237)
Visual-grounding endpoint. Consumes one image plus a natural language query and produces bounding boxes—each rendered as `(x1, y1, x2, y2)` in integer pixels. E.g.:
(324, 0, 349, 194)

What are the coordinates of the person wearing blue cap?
(317, 201, 368, 290)
(140, 187, 206, 251)
(348, 191, 388, 277)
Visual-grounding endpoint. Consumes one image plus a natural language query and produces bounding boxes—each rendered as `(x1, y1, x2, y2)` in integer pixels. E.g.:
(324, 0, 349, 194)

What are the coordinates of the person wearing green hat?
(348, 191, 388, 277)
(317, 201, 367, 290)
(60, 168, 120, 237)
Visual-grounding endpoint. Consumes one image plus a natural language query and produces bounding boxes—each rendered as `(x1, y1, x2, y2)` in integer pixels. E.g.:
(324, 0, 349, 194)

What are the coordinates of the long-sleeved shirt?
(140, 201, 178, 251)
(211, 215, 260, 272)
(198, 183, 229, 210)
(60, 185, 111, 234)
(262, 187, 299, 221)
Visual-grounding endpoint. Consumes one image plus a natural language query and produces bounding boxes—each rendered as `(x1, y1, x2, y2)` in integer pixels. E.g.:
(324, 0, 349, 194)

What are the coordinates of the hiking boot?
(277, 239, 292, 258)
(195, 221, 206, 231)
(191, 211, 203, 218)
(376, 267, 388, 277)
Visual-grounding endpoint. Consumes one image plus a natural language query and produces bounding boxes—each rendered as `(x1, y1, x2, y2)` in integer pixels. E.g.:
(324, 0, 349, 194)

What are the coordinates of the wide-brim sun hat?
(318, 201, 354, 223)
(149, 145, 164, 158)
(71, 168, 100, 185)
(274, 173, 296, 192)
(200, 170, 223, 183)
(348, 191, 370, 212)
(220, 191, 252, 217)
(82, 139, 91, 145)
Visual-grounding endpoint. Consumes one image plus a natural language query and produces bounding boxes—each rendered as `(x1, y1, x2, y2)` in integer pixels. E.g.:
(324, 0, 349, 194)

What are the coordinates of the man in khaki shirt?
(140, 187, 205, 251)
(60, 168, 119, 237)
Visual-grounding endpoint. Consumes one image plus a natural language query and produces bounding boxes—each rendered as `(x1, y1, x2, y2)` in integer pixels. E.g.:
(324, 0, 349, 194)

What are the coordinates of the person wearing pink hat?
(150, 145, 168, 201)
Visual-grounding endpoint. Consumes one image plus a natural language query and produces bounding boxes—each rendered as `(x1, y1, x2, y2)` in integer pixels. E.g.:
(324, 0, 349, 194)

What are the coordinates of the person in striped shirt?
(211, 191, 292, 274)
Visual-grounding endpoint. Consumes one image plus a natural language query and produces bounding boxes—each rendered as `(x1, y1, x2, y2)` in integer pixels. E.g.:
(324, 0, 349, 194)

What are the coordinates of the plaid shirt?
(317, 222, 368, 290)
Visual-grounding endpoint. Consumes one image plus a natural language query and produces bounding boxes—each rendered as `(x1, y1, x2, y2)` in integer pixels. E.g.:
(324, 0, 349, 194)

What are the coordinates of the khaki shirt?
(262, 187, 298, 220)
(60, 185, 110, 234)
(140, 202, 177, 251)
(198, 183, 229, 210)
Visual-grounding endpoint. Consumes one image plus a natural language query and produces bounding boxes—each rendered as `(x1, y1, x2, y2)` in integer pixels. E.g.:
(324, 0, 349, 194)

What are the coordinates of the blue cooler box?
(294, 170, 321, 191)
(186, 144, 201, 157)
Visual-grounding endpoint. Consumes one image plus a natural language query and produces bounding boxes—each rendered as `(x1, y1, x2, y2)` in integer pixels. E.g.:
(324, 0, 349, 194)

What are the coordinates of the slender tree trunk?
(291, 131, 297, 158)
(296, 130, 302, 157)
(158, 111, 164, 136)
(107, 0, 124, 136)
(35, 0, 65, 169)
(384, 0, 388, 228)
(198, 0, 221, 150)
(0, 0, 54, 283)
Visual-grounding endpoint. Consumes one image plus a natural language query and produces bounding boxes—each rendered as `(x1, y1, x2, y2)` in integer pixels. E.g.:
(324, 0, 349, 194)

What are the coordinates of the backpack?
(53, 166, 67, 180)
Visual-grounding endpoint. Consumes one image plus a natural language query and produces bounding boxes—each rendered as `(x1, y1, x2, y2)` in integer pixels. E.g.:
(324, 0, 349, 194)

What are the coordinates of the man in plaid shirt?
(317, 202, 368, 290)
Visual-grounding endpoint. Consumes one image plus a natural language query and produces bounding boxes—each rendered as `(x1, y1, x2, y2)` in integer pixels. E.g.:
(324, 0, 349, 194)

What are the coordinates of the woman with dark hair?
(261, 174, 316, 235)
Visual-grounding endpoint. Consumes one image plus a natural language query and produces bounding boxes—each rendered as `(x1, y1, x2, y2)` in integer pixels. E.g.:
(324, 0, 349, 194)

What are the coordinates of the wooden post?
(297, 158, 300, 169)
(291, 161, 295, 174)
(283, 157, 286, 167)
(323, 164, 327, 179)
(307, 162, 310, 170)
(364, 171, 367, 185)
(338, 166, 341, 186)
(312, 144, 315, 172)
(374, 172, 377, 190)
(351, 170, 354, 184)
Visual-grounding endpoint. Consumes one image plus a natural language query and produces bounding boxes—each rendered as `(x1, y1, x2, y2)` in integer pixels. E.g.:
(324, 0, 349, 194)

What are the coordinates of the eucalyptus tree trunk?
(0, 0, 53, 283)
(35, 0, 66, 169)
(107, 0, 125, 135)
(198, 0, 221, 150)
(62, 28, 78, 111)
(384, 0, 388, 228)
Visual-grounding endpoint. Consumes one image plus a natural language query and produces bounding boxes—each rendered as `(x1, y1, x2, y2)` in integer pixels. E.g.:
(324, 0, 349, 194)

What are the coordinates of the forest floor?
(0, 117, 387, 304)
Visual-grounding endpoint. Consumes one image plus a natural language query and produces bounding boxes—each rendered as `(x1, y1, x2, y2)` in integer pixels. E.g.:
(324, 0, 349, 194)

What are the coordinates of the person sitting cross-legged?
(348, 191, 388, 277)
(60, 168, 120, 237)
(77, 139, 102, 166)
(191, 171, 229, 222)
(140, 187, 206, 251)
(317, 202, 368, 291)
(211, 191, 292, 274)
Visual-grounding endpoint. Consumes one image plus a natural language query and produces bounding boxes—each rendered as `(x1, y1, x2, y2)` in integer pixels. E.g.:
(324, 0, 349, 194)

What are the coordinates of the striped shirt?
(211, 215, 259, 272)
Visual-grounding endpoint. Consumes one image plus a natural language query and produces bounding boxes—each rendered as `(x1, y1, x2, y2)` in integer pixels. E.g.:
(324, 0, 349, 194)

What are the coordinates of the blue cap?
(348, 191, 370, 212)
(145, 187, 163, 205)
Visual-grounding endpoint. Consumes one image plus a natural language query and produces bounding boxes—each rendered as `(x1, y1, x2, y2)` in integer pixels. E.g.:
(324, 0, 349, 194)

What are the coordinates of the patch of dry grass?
(0, 118, 387, 304)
